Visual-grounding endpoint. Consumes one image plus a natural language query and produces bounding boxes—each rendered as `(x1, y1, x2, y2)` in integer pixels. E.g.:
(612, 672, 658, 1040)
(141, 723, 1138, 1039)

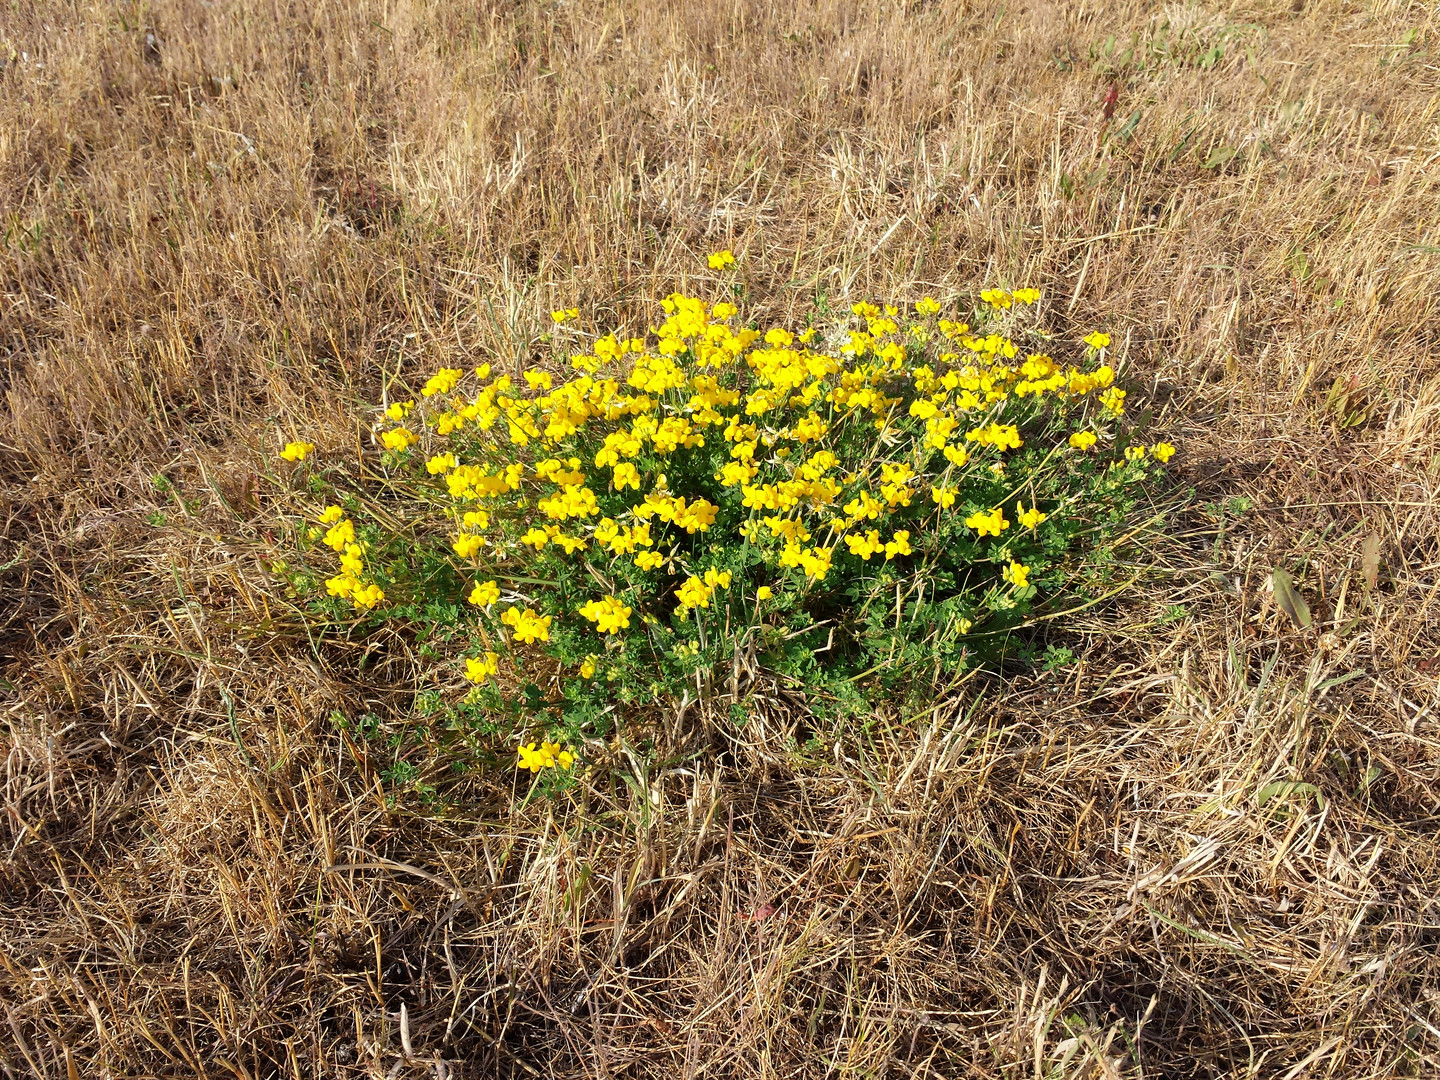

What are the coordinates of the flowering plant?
(273, 265, 1175, 776)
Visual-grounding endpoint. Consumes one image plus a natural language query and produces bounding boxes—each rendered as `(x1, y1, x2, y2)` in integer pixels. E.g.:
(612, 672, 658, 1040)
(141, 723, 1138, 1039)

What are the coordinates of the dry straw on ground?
(3, 0, 1440, 1076)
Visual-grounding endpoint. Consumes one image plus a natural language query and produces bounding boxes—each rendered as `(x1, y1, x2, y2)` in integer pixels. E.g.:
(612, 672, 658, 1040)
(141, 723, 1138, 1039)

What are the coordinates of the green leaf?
(1202, 145, 1237, 169)
(1271, 568, 1312, 629)
(1256, 780, 1321, 808)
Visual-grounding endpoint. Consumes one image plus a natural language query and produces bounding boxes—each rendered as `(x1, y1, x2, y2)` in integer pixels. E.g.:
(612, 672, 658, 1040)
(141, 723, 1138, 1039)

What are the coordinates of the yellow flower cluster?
(502, 606, 552, 644)
(676, 568, 732, 612)
(578, 595, 633, 633)
(314, 505, 386, 610)
(323, 281, 1174, 650)
(517, 740, 576, 772)
(465, 652, 499, 683)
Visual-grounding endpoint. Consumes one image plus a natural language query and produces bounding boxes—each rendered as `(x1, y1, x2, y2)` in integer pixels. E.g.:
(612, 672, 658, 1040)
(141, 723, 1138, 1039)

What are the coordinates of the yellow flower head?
(421, 368, 464, 398)
(381, 427, 419, 451)
(501, 606, 552, 644)
(1083, 331, 1111, 350)
(675, 575, 714, 612)
(1017, 502, 1048, 529)
(884, 530, 912, 560)
(452, 533, 484, 559)
(516, 740, 576, 773)
(350, 582, 385, 610)
(612, 462, 642, 490)
(1012, 288, 1041, 305)
(551, 307, 580, 324)
(915, 296, 941, 316)
(464, 652, 499, 683)
(322, 519, 356, 552)
(1002, 561, 1030, 589)
(707, 249, 736, 270)
(468, 579, 500, 607)
(1068, 430, 1098, 451)
(1151, 441, 1177, 463)
(578, 595, 633, 634)
(965, 507, 1009, 538)
(317, 505, 345, 525)
(756, 586, 773, 601)
(280, 441, 315, 462)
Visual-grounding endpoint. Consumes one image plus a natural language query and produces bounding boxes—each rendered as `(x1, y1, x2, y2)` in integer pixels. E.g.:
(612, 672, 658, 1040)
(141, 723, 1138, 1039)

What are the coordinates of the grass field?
(4, 1, 1440, 1076)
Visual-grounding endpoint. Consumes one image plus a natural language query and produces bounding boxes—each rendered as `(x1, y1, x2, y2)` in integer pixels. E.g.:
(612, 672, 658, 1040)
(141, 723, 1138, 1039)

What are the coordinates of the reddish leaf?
(1102, 82, 1120, 120)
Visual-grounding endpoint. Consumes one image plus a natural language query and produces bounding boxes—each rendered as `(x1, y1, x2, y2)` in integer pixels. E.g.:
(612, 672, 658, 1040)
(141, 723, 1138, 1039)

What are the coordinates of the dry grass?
(4, 0, 1440, 1075)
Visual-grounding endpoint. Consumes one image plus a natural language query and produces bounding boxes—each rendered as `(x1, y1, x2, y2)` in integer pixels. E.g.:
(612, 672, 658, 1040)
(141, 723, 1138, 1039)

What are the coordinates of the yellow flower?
(1151, 441, 1177, 463)
(635, 550, 664, 570)
(756, 586, 773, 601)
(385, 400, 414, 421)
(943, 445, 970, 467)
(464, 652, 499, 683)
(1125, 445, 1147, 461)
(1068, 430, 1098, 451)
(578, 655, 597, 679)
(1083, 331, 1111, 350)
(317, 505, 345, 525)
(1017, 502, 1048, 529)
(339, 543, 364, 576)
(612, 462, 641, 490)
(966, 422, 1022, 451)
(381, 427, 419, 451)
(551, 307, 579, 323)
(351, 582, 385, 610)
(707, 249, 736, 269)
(453, 533, 484, 559)
(931, 484, 957, 508)
(325, 573, 356, 598)
(676, 575, 714, 612)
(1012, 288, 1041, 305)
(578, 595, 633, 634)
(799, 545, 833, 581)
(1002, 561, 1030, 589)
(501, 606, 552, 644)
(322, 519, 355, 551)
(914, 296, 941, 316)
(421, 367, 464, 397)
(426, 452, 457, 474)
(280, 441, 315, 462)
(845, 530, 882, 561)
(980, 288, 1012, 310)
(965, 507, 1009, 537)
(517, 740, 575, 772)
(468, 579, 500, 607)
(1099, 387, 1126, 416)
(884, 530, 912, 560)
